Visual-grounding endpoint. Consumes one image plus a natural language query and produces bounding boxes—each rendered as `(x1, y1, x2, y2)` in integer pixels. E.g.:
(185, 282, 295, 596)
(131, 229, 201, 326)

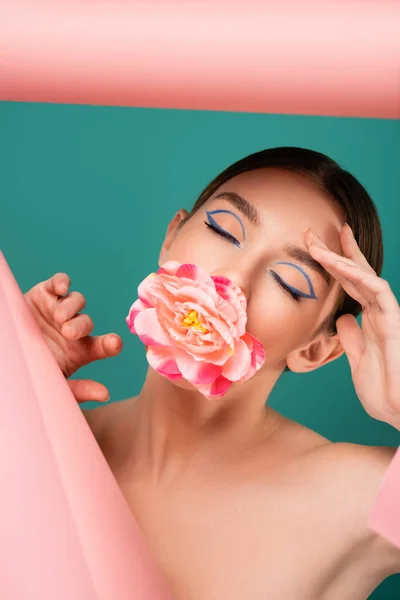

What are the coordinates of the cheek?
(246, 294, 317, 362)
(161, 228, 225, 271)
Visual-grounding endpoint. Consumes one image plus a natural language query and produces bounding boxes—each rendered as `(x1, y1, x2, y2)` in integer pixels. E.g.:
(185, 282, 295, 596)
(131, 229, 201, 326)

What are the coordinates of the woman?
(26, 147, 400, 599)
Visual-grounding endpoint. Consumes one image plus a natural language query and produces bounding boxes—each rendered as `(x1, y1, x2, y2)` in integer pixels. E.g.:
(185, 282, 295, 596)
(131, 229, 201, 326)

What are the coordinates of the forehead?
(212, 167, 345, 252)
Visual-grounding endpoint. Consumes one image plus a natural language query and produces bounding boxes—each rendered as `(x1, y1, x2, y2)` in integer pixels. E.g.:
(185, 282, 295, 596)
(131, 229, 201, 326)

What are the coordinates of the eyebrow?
(213, 190, 332, 287)
(280, 246, 332, 286)
(214, 192, 262, 227)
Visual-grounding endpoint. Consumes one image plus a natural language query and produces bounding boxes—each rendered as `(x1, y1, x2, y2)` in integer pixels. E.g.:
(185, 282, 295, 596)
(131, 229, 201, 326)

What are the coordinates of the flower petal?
(236, 333, 265, 383)
(212, 276, 248, 335)
(194, 375, 232, 398)
(147, 346, 182, 379)
(157, 261, 182, 276)
(222, 338, 252, 381)
(207, 315, 235, 347)
(176, 263, 215, 288)
(174, 350, 223, 384)
(126, 298, 149, 334)
(134, 308, 171, 346)
(137, 272, 159, 306)
(212, 276, 247, 312)
(214, 297, 238, 326)
(175, 286, 217, 312)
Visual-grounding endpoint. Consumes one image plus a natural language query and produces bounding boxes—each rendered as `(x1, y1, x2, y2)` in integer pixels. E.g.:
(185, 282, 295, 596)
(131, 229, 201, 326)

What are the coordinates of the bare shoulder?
(320, 440, 396, 474)
(271, 415, 333, 457)
(309, 440, 396, 510)
(317, 441, 400, 575)
(318, 441, 397, 500)
(282, 418, 397, 483)
(272, 418, 400, 571)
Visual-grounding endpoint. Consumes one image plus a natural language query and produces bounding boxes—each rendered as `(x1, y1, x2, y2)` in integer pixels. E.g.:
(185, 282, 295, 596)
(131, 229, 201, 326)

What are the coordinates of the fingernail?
(111, 334, 122, 347)
(97, 395, 110, 403)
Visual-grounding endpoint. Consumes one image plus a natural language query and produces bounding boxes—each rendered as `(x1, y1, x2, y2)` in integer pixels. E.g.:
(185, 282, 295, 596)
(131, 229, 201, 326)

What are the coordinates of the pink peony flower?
(126, 261, 265, 398)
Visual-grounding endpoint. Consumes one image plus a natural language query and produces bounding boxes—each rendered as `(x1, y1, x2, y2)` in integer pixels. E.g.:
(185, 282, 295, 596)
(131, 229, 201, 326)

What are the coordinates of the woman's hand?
(25, 273, 123, 403)
(306, 224, 400, 430)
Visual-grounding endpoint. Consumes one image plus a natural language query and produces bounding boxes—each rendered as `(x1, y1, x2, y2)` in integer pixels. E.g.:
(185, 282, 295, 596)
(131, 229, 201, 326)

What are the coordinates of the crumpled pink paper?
(0, 251, 174, 600)
(369, 446, 400, 550)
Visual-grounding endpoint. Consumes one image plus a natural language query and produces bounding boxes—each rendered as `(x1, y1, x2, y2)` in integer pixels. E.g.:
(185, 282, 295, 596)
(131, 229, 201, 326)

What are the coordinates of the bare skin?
(81, 395, 398, 600)
(25, 168, 400, 599)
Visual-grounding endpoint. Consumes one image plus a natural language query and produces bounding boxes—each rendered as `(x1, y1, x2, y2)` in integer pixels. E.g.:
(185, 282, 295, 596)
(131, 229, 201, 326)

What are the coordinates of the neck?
(127, 366, 283, 484)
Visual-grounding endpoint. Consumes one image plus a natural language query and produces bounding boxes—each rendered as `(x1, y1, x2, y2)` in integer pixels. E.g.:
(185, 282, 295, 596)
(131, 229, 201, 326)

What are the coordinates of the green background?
(0, 102, 399, 597)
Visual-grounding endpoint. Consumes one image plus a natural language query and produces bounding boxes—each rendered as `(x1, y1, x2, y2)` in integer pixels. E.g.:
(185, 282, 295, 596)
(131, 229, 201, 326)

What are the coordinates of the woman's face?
(159, 168, 345, 375)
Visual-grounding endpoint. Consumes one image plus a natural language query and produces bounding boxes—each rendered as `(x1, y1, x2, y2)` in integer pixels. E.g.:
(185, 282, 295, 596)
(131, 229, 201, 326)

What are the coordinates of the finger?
(308, 243, 378, 307)
(340, 224, 376, 272)
(329, 270, 366, 306)
(43, 273, 71, 297)
(55, 291, 86, 324)
(61, 313, 94, 340)
(68, 379, 110, 403)
(308, 243, 374, 306)
(307, 227, 399, 314)
(336, 313, 365, 375)
(334, 261, 400, 315)
(82, 333, 123, 362)
(306, 227, 374, 274)
(28, 279, 64, 325)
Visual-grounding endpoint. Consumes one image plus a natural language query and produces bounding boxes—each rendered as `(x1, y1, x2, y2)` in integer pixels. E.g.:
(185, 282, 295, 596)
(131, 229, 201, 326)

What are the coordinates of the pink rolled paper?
(0, 0, 399, 118)
(0, 251, 174, 599)
(369, 447, 400, 549)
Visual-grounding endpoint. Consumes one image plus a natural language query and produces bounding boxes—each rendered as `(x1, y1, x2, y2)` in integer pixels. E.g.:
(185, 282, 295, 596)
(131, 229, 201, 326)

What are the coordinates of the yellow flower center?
(182, 310, 208, 334)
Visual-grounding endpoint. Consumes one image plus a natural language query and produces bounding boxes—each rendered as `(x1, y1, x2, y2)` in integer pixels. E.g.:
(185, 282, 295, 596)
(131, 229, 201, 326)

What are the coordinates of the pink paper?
(0, 0, 399, 119)
(0, 251, 174, 599)
(369, 447, 400, 549)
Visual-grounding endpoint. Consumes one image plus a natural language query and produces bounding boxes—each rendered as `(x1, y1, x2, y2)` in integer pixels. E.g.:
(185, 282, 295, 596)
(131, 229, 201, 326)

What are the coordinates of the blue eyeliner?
(206, 209, 246, 240)
(274, 262, 318, 300)
(204, 212, 318, 301)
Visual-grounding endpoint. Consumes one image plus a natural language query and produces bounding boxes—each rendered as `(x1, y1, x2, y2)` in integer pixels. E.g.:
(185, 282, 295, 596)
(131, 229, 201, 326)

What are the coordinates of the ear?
(285, 332, 345, 373)
(158, 209, 189, 266)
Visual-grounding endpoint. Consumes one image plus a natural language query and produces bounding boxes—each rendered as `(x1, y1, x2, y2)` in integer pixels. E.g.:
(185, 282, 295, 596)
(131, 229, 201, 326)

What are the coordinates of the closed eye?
(204, 221, 241, 247)
(205, 221, 314, 303)
(270, 271, 302, 303)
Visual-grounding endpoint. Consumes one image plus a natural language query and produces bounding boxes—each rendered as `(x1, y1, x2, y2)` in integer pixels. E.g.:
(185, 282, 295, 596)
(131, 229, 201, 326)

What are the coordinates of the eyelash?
(270, 271, 302, 303)
(205, 220, 303, 303)
(205, 221, 241, 247)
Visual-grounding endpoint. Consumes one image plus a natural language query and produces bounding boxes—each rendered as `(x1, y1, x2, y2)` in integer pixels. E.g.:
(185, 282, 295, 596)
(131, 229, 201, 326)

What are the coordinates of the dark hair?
(181, 147, 384, 371)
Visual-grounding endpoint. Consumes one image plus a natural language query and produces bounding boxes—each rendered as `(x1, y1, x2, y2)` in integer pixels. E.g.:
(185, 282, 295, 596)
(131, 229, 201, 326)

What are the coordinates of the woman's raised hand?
(306, 224, 400, 430)
(25, 273, 123, 403)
